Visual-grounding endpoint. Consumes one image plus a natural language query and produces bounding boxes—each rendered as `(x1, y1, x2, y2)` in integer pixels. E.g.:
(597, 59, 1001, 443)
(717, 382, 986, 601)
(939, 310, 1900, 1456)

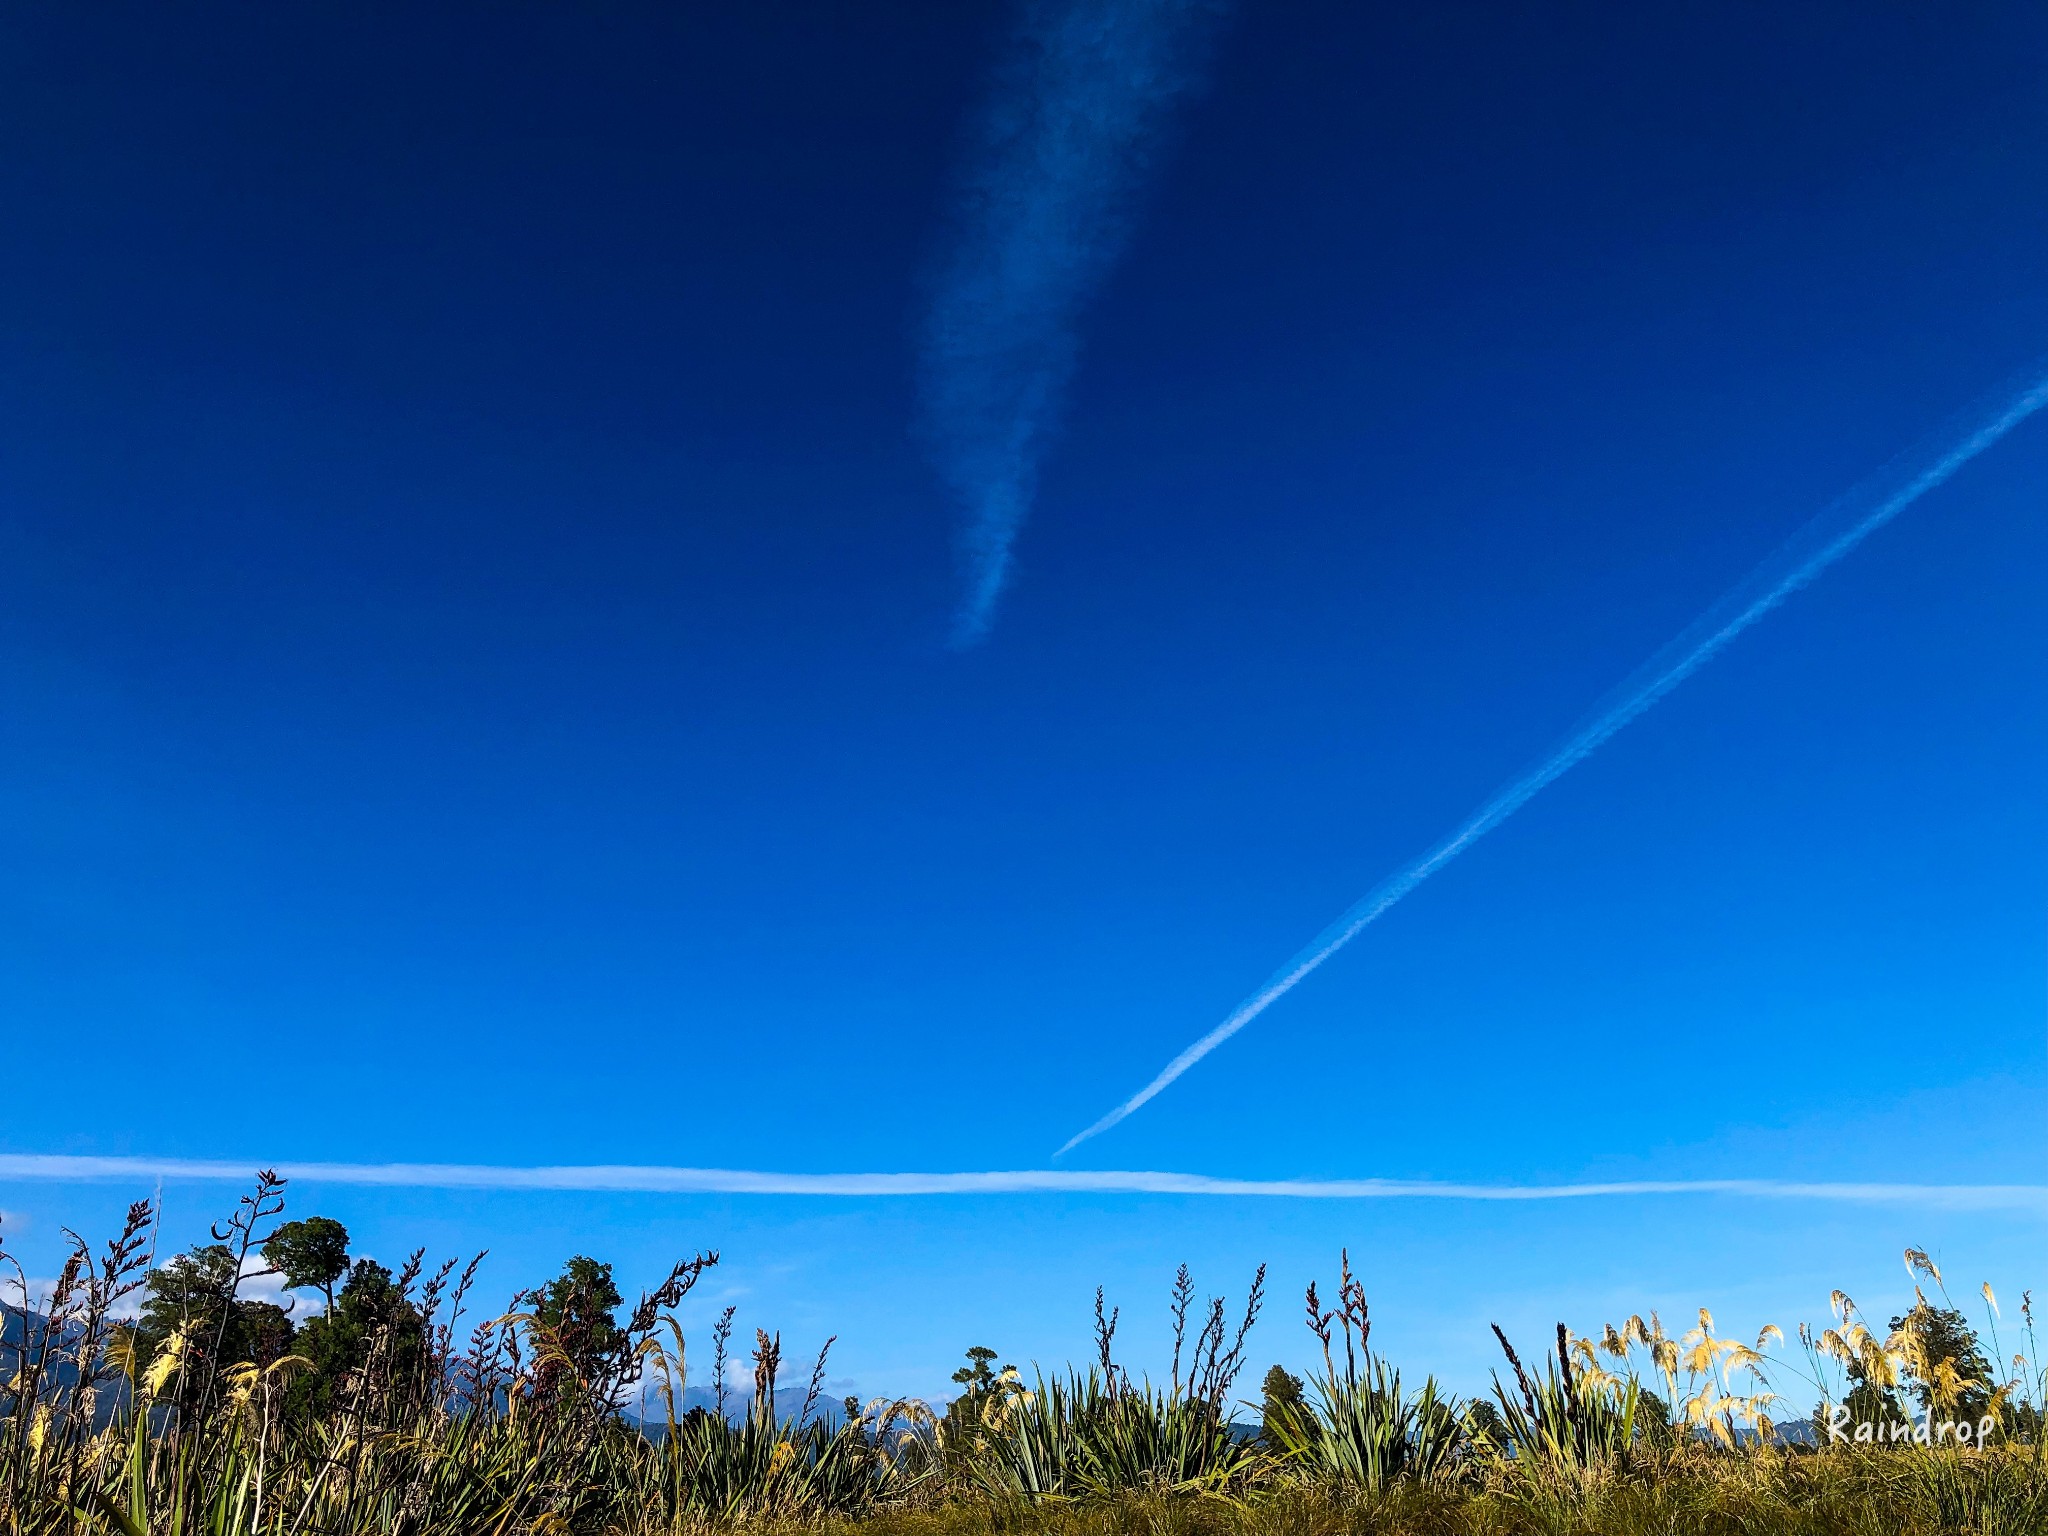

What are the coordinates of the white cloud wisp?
(0, 1155, 2041, 1212)
(1057, 361, 2048, 1154)
(920, 0, 1229, 644)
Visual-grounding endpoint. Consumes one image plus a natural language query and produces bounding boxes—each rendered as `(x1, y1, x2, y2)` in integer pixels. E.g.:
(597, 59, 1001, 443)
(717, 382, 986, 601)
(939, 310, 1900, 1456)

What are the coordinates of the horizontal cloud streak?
(1057, 361, 2048, 1154)
(0, 1156, 2041, 1212)
(920, 0, 1228, 644)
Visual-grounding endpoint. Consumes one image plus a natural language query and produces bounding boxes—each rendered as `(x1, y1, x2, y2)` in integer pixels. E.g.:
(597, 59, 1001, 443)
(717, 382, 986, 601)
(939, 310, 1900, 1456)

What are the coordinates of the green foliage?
(1461, 1396, 1507, 1453)
(1890, 1301, 1997, 1421)
(1277, 1253, 1465, 1487)
(942, 1345, 1011, 1450)
(951, 1345, 1004, 1398)
(532, 1255, 626, 1355)
(136, 1243, 297, 1406)
(1841, 1373, 1910, 1434)
(1257, 1363, 1304, 1449)
(960, 1367, 1260, 1501)
(137, 1243, 241, 1357)
(528, 1253, 627, 1405)
(1270, 1357, 1464, 1489)
(1489, 1323, 1641, 1470)
(259, 1215, 349, 1313)
(286, 1256, 428, 1422)
(638, 1399, 898, 1522)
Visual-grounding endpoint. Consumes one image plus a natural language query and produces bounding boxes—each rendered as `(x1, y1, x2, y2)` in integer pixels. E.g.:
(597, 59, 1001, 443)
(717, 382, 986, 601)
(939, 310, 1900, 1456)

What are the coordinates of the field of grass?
(2, 1175, 2042, 1534)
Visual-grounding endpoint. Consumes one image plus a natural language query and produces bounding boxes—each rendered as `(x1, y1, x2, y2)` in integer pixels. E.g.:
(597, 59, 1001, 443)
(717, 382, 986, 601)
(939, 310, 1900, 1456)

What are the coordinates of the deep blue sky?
(2, 2, 2043, 1399)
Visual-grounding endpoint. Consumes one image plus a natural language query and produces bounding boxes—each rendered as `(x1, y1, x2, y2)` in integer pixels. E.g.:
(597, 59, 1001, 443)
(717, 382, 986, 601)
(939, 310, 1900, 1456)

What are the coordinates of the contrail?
(920, 0, 1229, 645)
(1058, 362, 2048, 1156)
(0, 1155, 2041, 1211)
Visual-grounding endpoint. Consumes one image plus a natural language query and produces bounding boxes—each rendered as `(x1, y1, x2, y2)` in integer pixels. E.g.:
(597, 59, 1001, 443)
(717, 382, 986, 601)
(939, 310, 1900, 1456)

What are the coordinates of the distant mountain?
(620, 1383, 862, 1433)
(1, 1307, 133, 1427)
(1766, 1417, 1822, 1447)
(620, 1383, 956, 1437)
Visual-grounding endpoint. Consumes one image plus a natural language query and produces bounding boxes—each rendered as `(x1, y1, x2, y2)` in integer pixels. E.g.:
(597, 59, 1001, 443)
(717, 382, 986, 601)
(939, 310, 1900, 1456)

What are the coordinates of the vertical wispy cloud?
(920, 0, 1229, 645)
(1057, 361, 2048, 1154)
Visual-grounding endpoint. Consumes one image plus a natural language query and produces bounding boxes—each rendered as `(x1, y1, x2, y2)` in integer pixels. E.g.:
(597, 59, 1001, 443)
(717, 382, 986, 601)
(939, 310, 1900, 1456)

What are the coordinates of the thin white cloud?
(2, 1274, 63, 1309)
(920, 0, 1229, 643)
(1057, 360, 2048, 1153)
(1, 1270, 146, 1319)
(0, 1156, 2040, 1211)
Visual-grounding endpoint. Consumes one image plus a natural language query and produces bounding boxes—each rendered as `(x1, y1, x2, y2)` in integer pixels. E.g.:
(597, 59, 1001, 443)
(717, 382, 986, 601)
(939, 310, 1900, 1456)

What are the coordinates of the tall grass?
(2, 1179, 2043, 1534)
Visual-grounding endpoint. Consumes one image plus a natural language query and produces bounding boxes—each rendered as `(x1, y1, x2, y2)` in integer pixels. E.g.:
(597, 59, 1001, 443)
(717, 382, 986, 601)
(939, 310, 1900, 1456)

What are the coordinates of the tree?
(262, 1217, 350, 1316)
(1634, 1388, 1677, 1451)
(1259, 1364, 1306, 1448)
(288, 1258, 426, 1422)
(1462, 1396, 1508, 1452)
(1890, 1303, 1994, 1423)
(942, 1345, 1011, 1447)
(1839, 1335, 1911, 1435)
(951, 1345, 1001, 1397)
(1840, 1375, 1908, 1435)
(139, 1244, 240, 1355)
(240, 1302, 297, 1368)
(138, 1243, 297, 1409)
(527, 1256, 625, 1405)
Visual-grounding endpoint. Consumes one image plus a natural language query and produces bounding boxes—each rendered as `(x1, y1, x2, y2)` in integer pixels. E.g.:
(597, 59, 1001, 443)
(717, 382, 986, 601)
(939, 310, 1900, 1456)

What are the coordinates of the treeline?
(118, 1201, 710, 1433)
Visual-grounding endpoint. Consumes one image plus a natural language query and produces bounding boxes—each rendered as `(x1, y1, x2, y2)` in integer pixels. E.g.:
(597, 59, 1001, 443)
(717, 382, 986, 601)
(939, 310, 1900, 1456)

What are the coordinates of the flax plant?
(949, 1272, 1267, 1503)
(1265, 1253, 1463, 1491)
(1487, 1321, 1641, 1471)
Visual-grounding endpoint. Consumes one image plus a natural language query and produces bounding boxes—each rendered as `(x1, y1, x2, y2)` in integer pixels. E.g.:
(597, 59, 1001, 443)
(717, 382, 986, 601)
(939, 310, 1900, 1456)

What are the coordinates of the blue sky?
(1, 2, 2043, 1401)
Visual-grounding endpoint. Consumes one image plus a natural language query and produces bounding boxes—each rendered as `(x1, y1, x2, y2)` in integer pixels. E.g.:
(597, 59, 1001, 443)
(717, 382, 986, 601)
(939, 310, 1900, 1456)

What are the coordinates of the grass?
(2, 1177, 2043, 1534)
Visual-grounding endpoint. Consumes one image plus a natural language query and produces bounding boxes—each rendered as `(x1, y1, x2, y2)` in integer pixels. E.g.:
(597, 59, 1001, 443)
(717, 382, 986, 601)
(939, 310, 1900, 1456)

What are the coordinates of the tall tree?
(1890, 1303, 1995, 1422)
(1259, 1363, 1306, 1448)
(289, 1258, 426, 1422)
(262, 1217, 350, 1316)
(527, 1256, 625, 1406)
(139, 1243, 298, 1410)
(941, 1345, 1011, 1448)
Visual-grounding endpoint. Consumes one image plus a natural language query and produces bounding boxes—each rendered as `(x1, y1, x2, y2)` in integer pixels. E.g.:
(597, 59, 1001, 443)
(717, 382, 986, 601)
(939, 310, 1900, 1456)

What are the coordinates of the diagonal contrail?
(1058, 363, 2048, 1156)
(0, 1154, 2041, 1210)
(919, 0, 1230, 646)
